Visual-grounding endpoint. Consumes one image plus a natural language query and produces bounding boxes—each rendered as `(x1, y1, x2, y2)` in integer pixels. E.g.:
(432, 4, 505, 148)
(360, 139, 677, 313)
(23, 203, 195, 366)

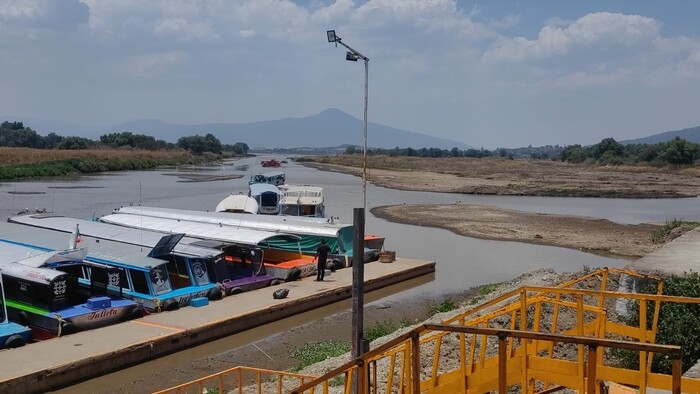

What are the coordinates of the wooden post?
(587, 345, 597, 394)
(499, 334, 507, 393)
(411, 332, 421, 393)
(352, 208, 366, 394)
(672, 355, 681, 394)
(352, 207, 365, 358)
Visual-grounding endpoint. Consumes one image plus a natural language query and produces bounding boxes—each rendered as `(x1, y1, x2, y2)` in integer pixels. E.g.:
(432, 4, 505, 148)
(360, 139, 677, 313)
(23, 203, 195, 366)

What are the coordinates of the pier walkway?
(629, 227, 700, 275)
(0, 257, 435, 394)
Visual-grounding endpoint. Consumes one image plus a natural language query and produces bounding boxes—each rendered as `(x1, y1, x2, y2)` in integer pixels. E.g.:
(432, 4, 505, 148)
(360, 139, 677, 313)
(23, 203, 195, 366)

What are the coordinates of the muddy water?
(1, 155, 696, 391)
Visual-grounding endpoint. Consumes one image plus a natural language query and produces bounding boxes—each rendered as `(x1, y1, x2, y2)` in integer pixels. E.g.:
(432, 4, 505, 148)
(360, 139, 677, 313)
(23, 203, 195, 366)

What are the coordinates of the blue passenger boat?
(0, 270, 31, 348)
(0, 238, 141, 339)
(0, 222, 221, 313)
(10, 215, 279, 297)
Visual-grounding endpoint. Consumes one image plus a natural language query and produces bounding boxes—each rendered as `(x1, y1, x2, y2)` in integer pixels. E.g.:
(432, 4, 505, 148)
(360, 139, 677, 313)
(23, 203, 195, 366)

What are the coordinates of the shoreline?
(300, 159, 700, 199)
(371, 204, 659, 259)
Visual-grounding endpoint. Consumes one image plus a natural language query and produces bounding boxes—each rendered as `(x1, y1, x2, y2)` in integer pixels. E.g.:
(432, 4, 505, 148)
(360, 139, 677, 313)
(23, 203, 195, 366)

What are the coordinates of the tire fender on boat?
(126, 306, 145, 321)
(285, 267, 301, 282)
(17, 311, 30, 326)
(163, 298, 180, 312)
(3, 334, 27, 349)
(328, 259, 342, 271)
(60, 322, 78, 336)
(207, 286, 224, 300)
(228, 287, 243, 296)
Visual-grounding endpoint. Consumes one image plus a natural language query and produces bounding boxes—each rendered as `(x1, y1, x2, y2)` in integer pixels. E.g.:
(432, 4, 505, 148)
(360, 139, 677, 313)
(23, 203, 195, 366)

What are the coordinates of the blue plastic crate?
(190, 297, 209, 307)
(87, 296, 112, 310)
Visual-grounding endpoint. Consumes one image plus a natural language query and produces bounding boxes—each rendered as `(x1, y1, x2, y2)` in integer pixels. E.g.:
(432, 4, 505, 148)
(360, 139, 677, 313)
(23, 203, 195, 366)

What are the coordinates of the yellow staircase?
(155, 268, 700, 394)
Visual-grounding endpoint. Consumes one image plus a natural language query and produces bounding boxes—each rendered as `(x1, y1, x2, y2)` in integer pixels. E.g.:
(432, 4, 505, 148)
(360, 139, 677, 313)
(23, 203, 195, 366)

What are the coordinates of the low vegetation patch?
(650, 219, 700, 244)
(291, 340, 351, 371)
(0, 148, 205, 179)
(429, 299, 458, 315)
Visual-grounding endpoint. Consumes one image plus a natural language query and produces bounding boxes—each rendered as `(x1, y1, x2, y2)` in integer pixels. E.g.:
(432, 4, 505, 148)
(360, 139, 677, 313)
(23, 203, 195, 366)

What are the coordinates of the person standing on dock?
(315, 239, 331, 281)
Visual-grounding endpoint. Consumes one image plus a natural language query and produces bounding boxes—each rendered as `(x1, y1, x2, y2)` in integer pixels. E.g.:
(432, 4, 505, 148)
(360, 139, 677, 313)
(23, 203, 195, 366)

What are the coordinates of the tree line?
(0, 121, 249, 155)
(347, 137, 700, 166)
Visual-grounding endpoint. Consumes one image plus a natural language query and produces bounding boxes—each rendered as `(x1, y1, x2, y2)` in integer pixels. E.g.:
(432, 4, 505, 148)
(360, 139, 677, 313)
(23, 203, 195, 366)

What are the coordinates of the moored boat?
(279, 185, 325, 218)
(215, 194, 259, 214)
(249, 171, 285, 186)
(0, 221, 222, 313)
(248, 183, 281, 215)
(0, 237, 141, 339)
(98, 213, 315, 281)
(109, 206, 380, 268)
(9, 214, 279, 297)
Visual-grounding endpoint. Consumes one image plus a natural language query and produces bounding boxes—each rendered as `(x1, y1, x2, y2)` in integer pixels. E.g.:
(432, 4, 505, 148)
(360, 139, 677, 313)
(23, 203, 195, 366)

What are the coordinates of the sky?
(2, 0, 700, 149)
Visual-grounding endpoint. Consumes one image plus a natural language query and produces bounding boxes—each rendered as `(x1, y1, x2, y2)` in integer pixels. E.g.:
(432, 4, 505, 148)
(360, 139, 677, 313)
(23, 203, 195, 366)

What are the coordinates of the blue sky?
(1, 0, 700, 149)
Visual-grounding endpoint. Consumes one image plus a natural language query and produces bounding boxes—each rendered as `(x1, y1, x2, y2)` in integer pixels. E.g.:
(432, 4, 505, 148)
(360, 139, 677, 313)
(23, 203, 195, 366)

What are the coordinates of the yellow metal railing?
(152, 366, 319, 394)
(290, 324, 682, 394)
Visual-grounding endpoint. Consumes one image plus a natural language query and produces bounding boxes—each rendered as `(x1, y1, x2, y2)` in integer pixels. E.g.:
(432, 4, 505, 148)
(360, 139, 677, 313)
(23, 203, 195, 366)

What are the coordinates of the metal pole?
(352, 207, 366, 359)
(363, 57, 368, 216)
(351, 207, 366, 394)
(330, 35, 369, 217)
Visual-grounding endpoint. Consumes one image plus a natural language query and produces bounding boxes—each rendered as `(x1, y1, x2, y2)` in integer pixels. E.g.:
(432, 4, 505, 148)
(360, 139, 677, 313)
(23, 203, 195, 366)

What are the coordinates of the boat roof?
(112, 206, 350, 237)
(100, 213, 301, 245)
(0, 261, 66, 284)
(248, 183, 281, 195)
(214, 194, 259, 213)
(9, 214, 223, 259)
(0, 221, 168, 270)
(282, 185, 324, 193)
(261, 171, 285, 177)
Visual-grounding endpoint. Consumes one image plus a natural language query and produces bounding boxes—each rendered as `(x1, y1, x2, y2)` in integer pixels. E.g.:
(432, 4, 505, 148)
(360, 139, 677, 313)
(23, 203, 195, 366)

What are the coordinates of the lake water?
(2, 155, 698, 301)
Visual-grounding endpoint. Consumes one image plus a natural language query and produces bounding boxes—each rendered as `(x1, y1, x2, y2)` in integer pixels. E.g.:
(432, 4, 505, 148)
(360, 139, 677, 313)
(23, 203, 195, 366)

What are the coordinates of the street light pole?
(326, 30, 369, 216)
(326, 30, 370, 365)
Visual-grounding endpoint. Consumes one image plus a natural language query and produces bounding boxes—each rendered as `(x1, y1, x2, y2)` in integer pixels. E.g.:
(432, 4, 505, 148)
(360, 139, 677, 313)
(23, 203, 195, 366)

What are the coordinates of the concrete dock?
(628, 227, 700, 275)
(0, 257, 435, 394)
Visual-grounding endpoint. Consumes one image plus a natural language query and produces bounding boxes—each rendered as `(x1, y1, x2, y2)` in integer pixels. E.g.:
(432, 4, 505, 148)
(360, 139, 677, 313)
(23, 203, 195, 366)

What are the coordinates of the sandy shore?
(372, 203, 660, 258)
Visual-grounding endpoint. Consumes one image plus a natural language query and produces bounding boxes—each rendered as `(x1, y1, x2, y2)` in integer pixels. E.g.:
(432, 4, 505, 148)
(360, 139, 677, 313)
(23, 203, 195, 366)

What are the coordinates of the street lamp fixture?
(327, 29, 338, 43)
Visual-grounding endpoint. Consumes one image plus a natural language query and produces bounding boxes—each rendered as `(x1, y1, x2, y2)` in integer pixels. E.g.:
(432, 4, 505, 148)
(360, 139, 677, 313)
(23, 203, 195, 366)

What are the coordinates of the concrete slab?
(628, 227, 700, 276)
(0, 257, 434, 394)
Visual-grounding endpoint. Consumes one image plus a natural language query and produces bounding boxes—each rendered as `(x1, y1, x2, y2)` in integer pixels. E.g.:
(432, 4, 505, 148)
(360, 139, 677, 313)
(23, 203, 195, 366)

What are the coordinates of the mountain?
(621, 126, 700, 145)
(109, 109, 470, 150)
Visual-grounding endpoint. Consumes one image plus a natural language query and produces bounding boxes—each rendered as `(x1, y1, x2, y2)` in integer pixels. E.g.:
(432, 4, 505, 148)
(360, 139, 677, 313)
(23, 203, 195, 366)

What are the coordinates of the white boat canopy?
(112, 206, 349, 238)
(9, 214, 222, 259)
(99, 213, 300, 246)
(214, 194, 259, 214)
(248, 183, 281, 196)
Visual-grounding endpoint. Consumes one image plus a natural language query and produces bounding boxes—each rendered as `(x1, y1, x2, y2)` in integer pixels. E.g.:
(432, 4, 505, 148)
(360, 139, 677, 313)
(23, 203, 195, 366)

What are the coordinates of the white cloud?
(484, 12, 661, 63)
(122, 51, 187, 78)
(154, 17, 219, 42)
(0, 0, 88, 30)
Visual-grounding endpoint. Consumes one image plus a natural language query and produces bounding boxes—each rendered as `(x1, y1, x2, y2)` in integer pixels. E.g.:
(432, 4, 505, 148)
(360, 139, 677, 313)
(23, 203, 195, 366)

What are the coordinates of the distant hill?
(621, 126, 700, 145)
(108, 109, 470, 150)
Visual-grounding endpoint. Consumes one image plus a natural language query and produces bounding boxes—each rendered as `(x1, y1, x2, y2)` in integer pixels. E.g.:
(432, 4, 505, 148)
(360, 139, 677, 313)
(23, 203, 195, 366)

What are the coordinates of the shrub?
(616, 272, 700, 374)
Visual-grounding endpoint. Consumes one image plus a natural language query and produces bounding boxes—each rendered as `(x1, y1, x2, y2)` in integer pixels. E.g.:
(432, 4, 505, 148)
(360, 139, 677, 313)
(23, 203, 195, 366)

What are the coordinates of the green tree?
(58, 136, 92, 149)
(659, 137, 698, 165)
